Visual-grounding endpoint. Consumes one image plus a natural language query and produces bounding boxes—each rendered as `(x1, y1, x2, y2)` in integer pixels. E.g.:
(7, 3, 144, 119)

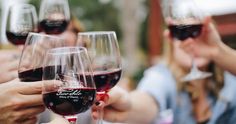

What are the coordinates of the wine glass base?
(181, 71, 212, 82)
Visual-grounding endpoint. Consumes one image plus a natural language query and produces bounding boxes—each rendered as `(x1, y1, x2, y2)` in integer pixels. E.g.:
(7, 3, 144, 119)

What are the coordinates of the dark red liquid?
(79, 69, 122, 92)
(6, 32, 28, 45)
(39, 20, 69, 34)
(19, 67, 43, 82)
(168, 24, 203, 41)
(43, 88, 96, 116)
(19, 66, 62, 82)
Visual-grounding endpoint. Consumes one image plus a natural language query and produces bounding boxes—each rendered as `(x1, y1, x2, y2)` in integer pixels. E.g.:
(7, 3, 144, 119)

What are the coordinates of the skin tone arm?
(92, 86, 159, 124)
(180, 17, 236, 75)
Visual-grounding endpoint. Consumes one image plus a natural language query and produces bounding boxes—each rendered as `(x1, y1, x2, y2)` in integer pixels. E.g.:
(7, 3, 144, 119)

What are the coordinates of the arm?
(92, 86, 159, 124)
(211, 41, 236, 75)
(124, 90, 159, 124)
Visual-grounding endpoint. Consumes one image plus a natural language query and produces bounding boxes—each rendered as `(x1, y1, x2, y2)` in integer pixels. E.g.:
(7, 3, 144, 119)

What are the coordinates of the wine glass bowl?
(6, 4, 38, 45)
(77, 31, 122, 92)
(77, 31, 122, 124)
(18, 33, 65, 82)
(39, 0, 70, 34)
(42, 47, 96, 123)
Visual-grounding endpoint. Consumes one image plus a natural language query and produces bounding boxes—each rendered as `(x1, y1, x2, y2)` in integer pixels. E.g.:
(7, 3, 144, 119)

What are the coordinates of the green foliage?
(29, 0, 121, 39)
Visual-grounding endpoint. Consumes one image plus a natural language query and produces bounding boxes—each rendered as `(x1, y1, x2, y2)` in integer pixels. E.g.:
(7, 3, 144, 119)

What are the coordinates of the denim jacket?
(138, 64, 236, 124)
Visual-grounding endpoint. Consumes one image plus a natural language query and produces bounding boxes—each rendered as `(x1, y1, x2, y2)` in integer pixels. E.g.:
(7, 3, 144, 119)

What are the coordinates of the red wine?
(80, 69, 122, 92)
(6, 32, 28, 45)
(43, 88, 96, 116)
(39, 20, 69, 34)
(19, 66, 62, 82)
(168, 24, 203, 41)
(19, 67, 43, 82)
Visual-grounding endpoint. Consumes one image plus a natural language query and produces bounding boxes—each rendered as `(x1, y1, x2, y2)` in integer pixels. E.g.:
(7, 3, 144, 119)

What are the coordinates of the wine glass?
(39, 0, 70, 34)
(6, 3, 38, 45)
(18, 32, 65, 82)
(77, 31, 122, 124)
(161, 0, 212, 82)
(42, 47, 96, 124)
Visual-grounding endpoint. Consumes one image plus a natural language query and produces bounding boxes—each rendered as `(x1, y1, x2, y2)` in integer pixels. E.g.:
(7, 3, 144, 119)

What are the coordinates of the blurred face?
(173, 41, 210, 69)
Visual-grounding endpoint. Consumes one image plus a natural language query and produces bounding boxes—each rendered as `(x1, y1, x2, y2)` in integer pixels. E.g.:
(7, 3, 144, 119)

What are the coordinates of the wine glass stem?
(65, 116, 77, 124)
(191, 56, 198, 72)
(97, 104, 104, 124)
(69, 121, 76, 124)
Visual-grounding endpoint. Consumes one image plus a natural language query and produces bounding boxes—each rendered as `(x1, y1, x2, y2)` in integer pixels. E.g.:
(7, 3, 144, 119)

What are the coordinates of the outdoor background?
(1, 0, 236, 89)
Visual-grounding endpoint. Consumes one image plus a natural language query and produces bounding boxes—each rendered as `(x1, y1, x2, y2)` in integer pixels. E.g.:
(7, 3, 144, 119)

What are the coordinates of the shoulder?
(138, 63, 176, 90)
(144, 63, 173, 78)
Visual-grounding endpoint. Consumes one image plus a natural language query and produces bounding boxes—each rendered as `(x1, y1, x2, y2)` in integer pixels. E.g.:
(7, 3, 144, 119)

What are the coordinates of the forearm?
(126, 90, 159, 124)
(212, 42, 236, 75)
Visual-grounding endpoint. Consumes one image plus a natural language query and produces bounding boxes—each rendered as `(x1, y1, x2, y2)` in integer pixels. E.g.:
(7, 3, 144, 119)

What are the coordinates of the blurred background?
(0, 0, 236, 90)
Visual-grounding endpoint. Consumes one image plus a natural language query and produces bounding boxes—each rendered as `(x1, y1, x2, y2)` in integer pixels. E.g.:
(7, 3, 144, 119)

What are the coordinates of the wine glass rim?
(47, 46, 88, 55)
(78, 31, 116, 35)
(28, 32, 62, 39)
(10, 3, 35, 10)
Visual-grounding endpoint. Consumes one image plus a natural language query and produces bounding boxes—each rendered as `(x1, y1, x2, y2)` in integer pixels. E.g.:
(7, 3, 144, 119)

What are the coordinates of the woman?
(92, 19, 236, 124)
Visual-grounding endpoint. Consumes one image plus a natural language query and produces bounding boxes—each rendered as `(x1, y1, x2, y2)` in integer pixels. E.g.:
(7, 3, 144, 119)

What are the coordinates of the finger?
(15, 106, 45, 120)
(91, 101, 106, 120)
(0, 60, 19, 73)
(200, 17, 212, 39)
(16, 116, 37, 124)
(17, 94, 43, 107)
(163, 29, 173, 42)
(103, 107, 128, 122)
(0, 50, 21, 63)
(106, 87, 130, 111)
(18, 81, 43, 95)
(203, 16, 212, 28)
(0, 71, 18, 84)
(179, 38, 194, 49)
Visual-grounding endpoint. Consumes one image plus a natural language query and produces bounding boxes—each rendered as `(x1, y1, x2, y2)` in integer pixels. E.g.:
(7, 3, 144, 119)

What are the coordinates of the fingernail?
(95, 101, 100, 106)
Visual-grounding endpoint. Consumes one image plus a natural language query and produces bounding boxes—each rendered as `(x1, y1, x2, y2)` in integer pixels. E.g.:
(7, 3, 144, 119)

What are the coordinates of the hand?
(0, 79, 45, 124)
(0, 49, 21, 83)
(42, 115, 69, 124)
(92, 86, 131, 123)
(180, 17, 224, 59)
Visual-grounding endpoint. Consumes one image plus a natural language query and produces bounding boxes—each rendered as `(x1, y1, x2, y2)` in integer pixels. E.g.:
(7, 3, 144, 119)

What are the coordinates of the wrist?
(209, 41, 225, 61)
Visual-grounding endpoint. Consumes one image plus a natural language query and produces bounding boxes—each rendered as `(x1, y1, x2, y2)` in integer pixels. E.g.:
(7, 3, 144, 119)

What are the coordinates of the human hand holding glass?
(77, 31, 122, 124)
(161, 0, 212, 82)
(42, 47, 96, 124)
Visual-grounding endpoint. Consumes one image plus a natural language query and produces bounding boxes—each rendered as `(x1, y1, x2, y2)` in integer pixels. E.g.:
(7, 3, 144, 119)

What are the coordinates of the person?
(180, 17, 236, 76)
(0, 79, 45, 124)
(56, 15, 85, 47)
(91, 18, 236, 124)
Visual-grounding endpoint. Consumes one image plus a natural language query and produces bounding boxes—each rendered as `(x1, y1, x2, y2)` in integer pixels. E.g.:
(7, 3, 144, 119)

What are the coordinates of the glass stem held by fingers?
(181, 57, 212, 82)
(96, 92, 109, 124)
(64, 116, 77, 124)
